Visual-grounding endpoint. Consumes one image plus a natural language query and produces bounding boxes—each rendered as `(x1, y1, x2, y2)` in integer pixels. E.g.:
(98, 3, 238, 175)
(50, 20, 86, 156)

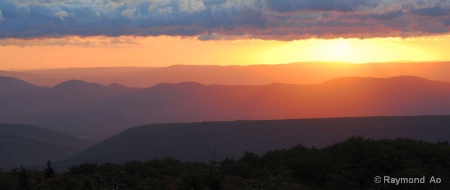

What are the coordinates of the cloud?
(0, 36, 140, 47)
(197, 33, 222, 40)
(121, 8, 138, 18)
(0, 9, 4, 22)
(197, 32, 251, 41)
(412, 6, 449, 16)
(54, 10, 68, 21)
(149, 0, 172, 11)
(159, 7, 173, 14)
(262, 0, 379, 13)
(0, 0, 450, 41)
(446, 18, 450, 26)
(203, 0, 226, 7)
(179, 0, 206, 13)
(12, 0, 70, 7)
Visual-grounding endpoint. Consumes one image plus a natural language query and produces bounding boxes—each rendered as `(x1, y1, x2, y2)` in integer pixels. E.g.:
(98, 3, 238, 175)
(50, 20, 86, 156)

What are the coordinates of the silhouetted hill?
(52, 79, 104, 91)
(3, 61, 450, 87)
(0, 70, 47, 87)
(61, 115, 450, 168)
(0, 76, 47, 97)
(3, 76, 450, 141)
(38, 76, 450, 140)
(0, 124, 93, 169)
(0, 78, 138, 133)
(0, 76, 37, 90)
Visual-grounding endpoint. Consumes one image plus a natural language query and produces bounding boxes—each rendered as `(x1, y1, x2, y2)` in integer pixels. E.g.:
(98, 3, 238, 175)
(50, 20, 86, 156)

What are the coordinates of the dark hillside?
(64, 115, 450, 167)
(0, 124, 93, 169)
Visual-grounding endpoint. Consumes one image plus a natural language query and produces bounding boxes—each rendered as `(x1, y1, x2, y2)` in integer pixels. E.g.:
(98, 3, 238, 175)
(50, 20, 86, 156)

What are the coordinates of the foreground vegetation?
(2, 137, 450, 189)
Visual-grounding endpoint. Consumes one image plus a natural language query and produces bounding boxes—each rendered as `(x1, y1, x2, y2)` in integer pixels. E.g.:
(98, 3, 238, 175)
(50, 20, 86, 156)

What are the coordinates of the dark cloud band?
(0, 0, 449, 40)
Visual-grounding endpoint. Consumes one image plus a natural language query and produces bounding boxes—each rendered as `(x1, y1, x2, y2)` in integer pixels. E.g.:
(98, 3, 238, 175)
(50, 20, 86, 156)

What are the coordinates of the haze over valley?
(2, 62, 450, 172)
(2, 65, 450, 141)
(3, 61, 450, 87)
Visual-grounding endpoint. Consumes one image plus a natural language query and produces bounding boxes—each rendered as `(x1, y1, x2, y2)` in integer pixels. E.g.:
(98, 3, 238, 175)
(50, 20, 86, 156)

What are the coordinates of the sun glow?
(258, 36, 447, 64)
(324, 39, 354, 61)
(1, 35, 450, 70)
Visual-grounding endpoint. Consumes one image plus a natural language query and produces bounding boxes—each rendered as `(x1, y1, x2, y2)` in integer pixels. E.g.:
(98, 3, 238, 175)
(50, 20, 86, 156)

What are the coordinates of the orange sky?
(1, 35, 450, 70)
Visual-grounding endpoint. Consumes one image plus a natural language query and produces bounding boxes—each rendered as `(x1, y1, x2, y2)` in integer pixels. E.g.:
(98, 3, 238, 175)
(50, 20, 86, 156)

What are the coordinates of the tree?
(44, 159, 55, 179)
(98, 170, 132, 190)
(16, 166, 31, 190)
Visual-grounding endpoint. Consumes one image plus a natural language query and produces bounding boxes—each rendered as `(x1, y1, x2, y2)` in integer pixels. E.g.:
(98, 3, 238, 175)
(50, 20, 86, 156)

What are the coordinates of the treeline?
(2, 137, 450, 189)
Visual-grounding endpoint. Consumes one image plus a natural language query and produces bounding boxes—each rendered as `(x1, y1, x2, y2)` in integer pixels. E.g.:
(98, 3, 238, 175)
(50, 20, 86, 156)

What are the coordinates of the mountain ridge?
(2, 61, 450, 87)
(3, 75, 450, 141)
(0, 123, 93, 169)
(58, 115, 450, 169)
(52, 79, 104, 90)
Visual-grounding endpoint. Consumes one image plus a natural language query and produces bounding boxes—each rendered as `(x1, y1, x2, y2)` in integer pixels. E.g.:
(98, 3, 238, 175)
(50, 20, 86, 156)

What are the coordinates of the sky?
(1, 0, 450, 70)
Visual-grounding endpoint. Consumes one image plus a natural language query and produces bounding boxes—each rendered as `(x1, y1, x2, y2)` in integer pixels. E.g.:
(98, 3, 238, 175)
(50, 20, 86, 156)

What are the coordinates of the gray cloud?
(446, 18, 450, 26)
(0, 36, 140, 47)
(179, 0, 206, 13)
(0, 0, 449, 41)
(412, 6, 449, 16)
(0, 9, 4, 22)
(121, 8, 138, 18)
(262, 0, 380, 13)
(54, 10, 68, 21)
(158, 6, 173, 14)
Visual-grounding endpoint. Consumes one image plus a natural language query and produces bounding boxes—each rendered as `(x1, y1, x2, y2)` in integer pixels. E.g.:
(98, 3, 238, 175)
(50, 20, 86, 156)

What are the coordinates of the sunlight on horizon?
(1, 35, 450, 70)
(258, 36, 444, 64)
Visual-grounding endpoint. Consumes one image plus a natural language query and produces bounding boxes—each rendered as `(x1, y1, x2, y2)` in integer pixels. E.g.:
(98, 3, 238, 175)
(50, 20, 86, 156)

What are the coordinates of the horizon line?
(3, 60, 450, 72)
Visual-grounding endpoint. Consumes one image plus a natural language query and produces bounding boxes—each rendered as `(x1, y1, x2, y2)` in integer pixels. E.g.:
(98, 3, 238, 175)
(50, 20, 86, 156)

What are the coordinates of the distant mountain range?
(57, 115, 450, 169)
(0, 124, 92, 169)
(4, 63, 450, 171)
(2, 61, 450, 87)
(3, 75, 450, 141)
(0, 77, 137, 136)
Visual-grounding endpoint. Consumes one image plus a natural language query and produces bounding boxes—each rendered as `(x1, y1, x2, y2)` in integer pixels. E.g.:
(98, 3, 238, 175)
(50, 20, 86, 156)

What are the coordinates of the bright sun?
(1, 35, 448, 70)
(324, 39, 354, 62)
(258, 36, 440, 65)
